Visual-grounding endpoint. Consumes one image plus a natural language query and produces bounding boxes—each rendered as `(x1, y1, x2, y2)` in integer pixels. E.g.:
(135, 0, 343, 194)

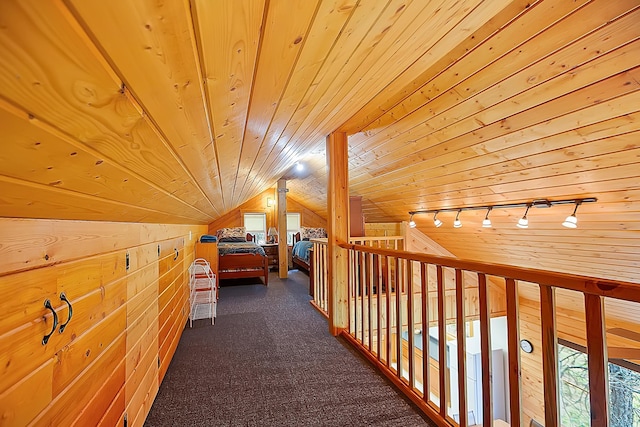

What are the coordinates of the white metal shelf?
(188, 258, 217, 327)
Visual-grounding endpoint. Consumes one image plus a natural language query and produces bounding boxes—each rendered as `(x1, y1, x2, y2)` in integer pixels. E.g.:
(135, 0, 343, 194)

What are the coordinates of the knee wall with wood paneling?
(0, 218, 207, 426)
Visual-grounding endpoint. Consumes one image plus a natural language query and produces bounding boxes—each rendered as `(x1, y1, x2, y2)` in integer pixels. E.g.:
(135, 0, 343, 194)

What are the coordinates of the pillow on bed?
(300, 226, 327, 240)
(217, 227, 247, 242)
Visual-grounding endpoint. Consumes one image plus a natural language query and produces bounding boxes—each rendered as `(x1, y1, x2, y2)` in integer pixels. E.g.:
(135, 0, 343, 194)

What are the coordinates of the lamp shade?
(268, 227, 278, 236)
(562, 215, 577, 228)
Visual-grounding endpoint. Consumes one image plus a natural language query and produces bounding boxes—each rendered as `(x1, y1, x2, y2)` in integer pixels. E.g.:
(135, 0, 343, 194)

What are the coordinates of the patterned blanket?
(218, 241, 266, 256)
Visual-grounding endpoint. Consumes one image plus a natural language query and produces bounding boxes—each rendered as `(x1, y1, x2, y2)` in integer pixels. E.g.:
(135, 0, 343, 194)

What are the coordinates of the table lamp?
(267, 227, 278, 243)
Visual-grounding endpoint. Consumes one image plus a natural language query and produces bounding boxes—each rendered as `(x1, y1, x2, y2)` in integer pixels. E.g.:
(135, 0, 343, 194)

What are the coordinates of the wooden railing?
(310, 236, 404, 317)
(310, 238, 329, 315)
(349, 235, 404, 250)
(331, 242, 640, 427)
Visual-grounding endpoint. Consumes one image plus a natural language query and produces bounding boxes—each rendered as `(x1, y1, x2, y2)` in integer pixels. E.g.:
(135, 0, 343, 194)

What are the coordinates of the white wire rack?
(188, 258, 217, 327)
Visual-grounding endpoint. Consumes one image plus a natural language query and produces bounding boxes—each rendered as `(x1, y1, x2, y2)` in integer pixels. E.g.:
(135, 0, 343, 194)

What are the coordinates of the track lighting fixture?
(562, 201, 582, 228)
(433, 212, 442, 228)
(408, 197, 596, 229)
(517, 205, 531, 229)
(482, 207, 492, 228)
(453, 210, 462, 228)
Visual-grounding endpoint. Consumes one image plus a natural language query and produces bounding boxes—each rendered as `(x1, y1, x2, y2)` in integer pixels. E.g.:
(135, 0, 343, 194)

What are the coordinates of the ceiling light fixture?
(407, 197, 596, 229)
(433, 212, 442, 228)
(453, 210, 462, 228)
(295, 162, 304, 172)
(517, 204, 531, 229)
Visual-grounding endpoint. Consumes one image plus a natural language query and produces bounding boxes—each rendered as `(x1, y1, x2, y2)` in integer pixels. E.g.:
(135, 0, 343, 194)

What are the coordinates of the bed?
(217, 228, 269, 286)
(291, 232, 314, 272)
(292, 227, 326, 296)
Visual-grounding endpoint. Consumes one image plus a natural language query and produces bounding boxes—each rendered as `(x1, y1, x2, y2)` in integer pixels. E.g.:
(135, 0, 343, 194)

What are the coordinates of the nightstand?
(261, 244, 279, 270)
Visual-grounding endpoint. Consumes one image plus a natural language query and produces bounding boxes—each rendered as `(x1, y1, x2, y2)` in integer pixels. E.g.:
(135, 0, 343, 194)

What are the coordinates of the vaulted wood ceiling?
(0, 0, 638, 282)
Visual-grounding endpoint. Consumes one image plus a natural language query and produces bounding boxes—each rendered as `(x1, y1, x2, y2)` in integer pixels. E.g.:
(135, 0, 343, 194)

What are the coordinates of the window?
(243, 213, 266, 244)
(558, 340, 640, 426)
(286, 213, 301, 245)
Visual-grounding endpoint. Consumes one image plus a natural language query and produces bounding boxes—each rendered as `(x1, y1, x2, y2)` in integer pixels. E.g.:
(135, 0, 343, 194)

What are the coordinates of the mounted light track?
(408, 197, 597, 229)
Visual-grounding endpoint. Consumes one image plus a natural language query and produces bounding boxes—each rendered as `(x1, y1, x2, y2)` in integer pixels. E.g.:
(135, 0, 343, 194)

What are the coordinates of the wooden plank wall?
(364, 222, 402, 237)
(207, 188, 327, 235)
(0, 218, 206, 426)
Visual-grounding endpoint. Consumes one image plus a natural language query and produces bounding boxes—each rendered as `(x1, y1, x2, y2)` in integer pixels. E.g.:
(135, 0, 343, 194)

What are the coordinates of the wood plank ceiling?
(0, 0, 638, 282)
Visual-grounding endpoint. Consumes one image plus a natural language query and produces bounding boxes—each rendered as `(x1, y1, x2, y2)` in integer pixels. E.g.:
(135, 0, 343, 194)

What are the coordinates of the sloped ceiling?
(0, 1, 638, 281)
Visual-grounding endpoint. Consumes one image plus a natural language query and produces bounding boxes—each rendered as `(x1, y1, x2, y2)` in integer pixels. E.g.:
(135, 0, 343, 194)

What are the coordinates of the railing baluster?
(407, 260, 414, 389)
(421, 262, 429, 404)
(321, 244, 325, 311)
(375, 254, 381, 361)
(323, 244, 328, 311)
(360, 250, 366, 346)
(319, 244, 322, 309)
(386, 255, 392, 369)
(437, 265, 447, 418)
(348, 248, 355, 336)
(584, 293, 609, 427)
(356, 253, 362, 343)
(363, 251, 368, 347)
(352, 249, 357, 336)
(478, 273, 493, 427)
(540, 285, 559, 427)
(506, 278, 521, 427)
(367, 252, 373, 352)
(455, 269, 467, 427)
(395, 257, 401, 378)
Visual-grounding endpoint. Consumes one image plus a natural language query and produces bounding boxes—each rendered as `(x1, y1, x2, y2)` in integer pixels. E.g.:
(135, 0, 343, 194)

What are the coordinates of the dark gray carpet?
(145, 270, 435, 426)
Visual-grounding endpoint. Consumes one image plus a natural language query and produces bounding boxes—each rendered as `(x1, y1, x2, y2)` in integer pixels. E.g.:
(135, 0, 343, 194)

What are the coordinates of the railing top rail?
(339, 242, 640, 302)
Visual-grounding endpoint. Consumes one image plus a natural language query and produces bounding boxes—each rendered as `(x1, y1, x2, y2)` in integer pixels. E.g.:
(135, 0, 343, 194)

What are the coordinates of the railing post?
(277, 179, 288, 279)
(326, 131, 349, 336)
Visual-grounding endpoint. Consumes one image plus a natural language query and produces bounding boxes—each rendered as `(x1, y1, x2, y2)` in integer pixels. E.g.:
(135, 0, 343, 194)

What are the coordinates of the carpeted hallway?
(145, 270, 435, 426)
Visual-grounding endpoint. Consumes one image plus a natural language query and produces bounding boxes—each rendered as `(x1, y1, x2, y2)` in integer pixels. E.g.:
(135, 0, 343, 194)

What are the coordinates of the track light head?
(433, 212, 442, 228)
(562, 215, 577, 228)
(517, 205, 531, 229)
(562, 202, 581, 228)
(453, 210, 462, 228)
(409, 214, 416, 228)
(482, 207, 492, 228)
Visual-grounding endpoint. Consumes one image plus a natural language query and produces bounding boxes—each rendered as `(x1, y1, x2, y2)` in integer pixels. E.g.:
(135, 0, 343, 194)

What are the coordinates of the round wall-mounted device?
(520, 339, 534, 353)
